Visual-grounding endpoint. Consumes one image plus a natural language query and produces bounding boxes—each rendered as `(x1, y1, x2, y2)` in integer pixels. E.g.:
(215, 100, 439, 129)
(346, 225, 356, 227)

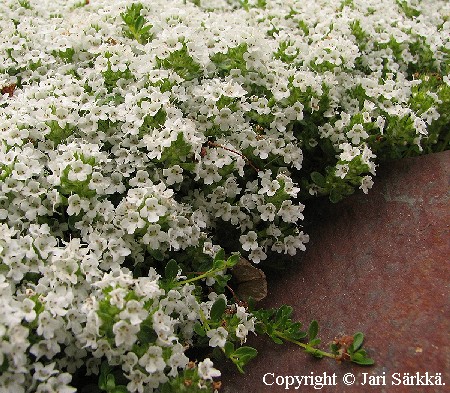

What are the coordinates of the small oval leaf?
(308, 320, 319, 341)
(352, 332, 364, 351)
(210, 297, 226, 321)
(165, 259, 178, 281)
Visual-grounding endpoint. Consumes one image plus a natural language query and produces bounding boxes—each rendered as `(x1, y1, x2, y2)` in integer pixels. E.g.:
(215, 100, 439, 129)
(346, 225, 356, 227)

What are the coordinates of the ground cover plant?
(0, 0, 449, 391)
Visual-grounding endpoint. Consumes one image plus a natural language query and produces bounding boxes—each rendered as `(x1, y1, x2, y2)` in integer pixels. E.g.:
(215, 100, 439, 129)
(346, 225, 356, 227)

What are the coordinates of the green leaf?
(148, 248, 165, 261)
(351, 351, 375, 365)
(233, 346, 258, 362)
(271, 335, 284, 344)
(308, 338, 321, 347)
(140, 25, 152, 35)
(165, 259, 179, 281)
(224, 341, 234, 356)
(226, 253, 240, 268)
(137, 319, 157, 343)
(134, 16, 144, 32)
(329, 189, 343, 203)
(352, 332, 364, 351)
(308, 320, 319, 341)
(98, 362, 113, 390)
(210, 297, 226, 321)
(0, 356, 9, 374)
(106, 374, 116, 391)
(111, 387, 128, 393)
(193, 322, 206, 337)
(229, 346, 258, 373)
(214, 248, 226, 263)
(311, 171, 326, 187)
(354, 357, 375, 365)
(212, 258, 227, 270)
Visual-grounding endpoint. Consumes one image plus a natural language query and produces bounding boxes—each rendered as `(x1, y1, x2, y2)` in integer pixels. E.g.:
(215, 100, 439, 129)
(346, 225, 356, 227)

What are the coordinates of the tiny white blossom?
(112, 320, 140, 348)
(198, 358, 221, 380)
(206, 326, 228, 348)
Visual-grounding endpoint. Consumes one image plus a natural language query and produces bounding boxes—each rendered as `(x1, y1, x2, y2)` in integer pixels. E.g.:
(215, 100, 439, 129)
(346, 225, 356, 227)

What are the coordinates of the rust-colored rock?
(222, 151, 449, 393)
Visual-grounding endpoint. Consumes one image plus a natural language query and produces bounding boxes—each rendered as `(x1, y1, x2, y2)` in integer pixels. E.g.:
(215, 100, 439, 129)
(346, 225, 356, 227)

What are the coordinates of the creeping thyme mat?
(0, 0, 449, 391)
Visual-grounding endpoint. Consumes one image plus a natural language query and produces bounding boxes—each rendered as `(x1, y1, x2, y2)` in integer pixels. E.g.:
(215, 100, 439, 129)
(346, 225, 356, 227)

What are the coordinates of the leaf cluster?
(252, 304, 374, 365)
(121, 3, 153, 44)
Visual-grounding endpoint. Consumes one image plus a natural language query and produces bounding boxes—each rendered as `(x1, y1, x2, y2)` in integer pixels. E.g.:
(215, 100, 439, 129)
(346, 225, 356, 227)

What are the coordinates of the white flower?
(119, 300, 148, 325)
(11, 162, 33, 181)
(347, 124, 369, 145)
(339, 143, 360, 162)
(259, 177, 280, 196)
(198, 358, 221, 380)
(257, 203, 277, 221)
(206, 326, 228, 348)
(142, 224, 168, 249)
(335, 163, 349, 179)
(66, 194, 89, 216)
(35, 373, 76, 393)
(112, 320, 140, 348)
(33, 362, 59, 382)
(359, 175, 374, 194)
(249, 247, 267, 264)
(122, 210, 146, 234)
(138, 346, 166, 374)
(163, 165, 183, 185)
(37, 311, 62, 340)
(236, 323, 249, 342)
(277, 200, 304, 222)
(140, 197, 167, 222)
(126, 369, 148, 393)
(239, 231, 258, 251)
(22, 298, 37, 322)
(167, 343, 189, 377)
(67, 160, 92, 182)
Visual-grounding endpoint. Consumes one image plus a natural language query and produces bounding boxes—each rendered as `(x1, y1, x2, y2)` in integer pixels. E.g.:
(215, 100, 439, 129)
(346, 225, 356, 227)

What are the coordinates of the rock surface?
(221, 151, 449, 393)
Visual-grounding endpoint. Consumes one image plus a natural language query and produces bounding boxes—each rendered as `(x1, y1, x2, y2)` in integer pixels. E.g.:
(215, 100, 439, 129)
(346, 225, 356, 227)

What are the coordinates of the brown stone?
(222, 151, 449, 393)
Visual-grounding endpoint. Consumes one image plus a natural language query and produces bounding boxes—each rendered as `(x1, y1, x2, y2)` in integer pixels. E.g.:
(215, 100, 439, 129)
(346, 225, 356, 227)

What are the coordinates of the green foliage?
(98, 362, 128, 393)
(223, 342, 258, 373)
(210, 43, 248, 77)
(236, 0, 267, 11)
(252, 304, 374, 365)
(340, 0, 354, 10)
(45, 120, 74, 146)
(253, 305, 307, 344)
(102, 56, 134, 93)
(0, 161, 14, 181)
(156, 43, 202, 81)
(164, 259, 179, 281)
(330, 332, 375, 365)
(274, 40, 299, 63)
(396, 0, 420, 18)
(0, 357, 9, 374)
(18, 0, 32, 9)
(210, 298, 226, 322)
(52, 48, 75, 63)
(350, 20, 368, 51)
(307, 155, 371, 203)
(297, 20, 310, 36)
(159, 132, 192, 167)
(72, 0, 89, 9)
(121, 3, 153, 44)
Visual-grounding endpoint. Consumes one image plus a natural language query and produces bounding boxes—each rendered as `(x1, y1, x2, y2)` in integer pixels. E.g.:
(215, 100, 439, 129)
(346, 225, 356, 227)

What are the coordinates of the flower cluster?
(0, 0, 448, 391)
